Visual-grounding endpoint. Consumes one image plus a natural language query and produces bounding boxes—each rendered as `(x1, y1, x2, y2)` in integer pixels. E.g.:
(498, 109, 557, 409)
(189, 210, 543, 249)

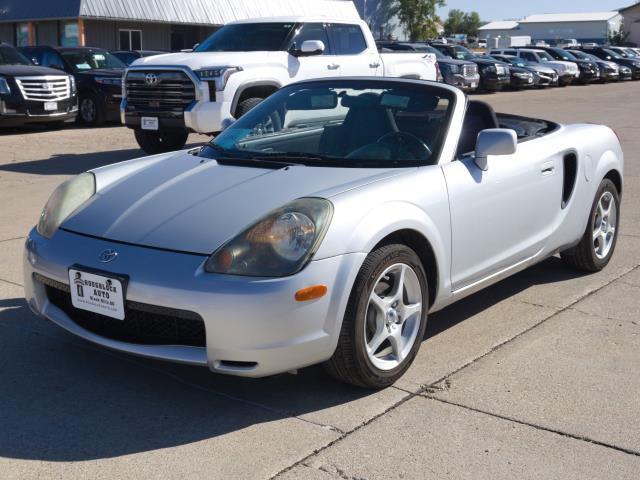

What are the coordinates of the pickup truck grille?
(15, 76, 71, 101)
(125, 70, 196, 112)
(462, 64, 478, 77)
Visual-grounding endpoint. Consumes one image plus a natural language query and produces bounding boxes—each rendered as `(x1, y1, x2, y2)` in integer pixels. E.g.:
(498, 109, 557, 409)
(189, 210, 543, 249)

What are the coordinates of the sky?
(437, 0, 633, 22)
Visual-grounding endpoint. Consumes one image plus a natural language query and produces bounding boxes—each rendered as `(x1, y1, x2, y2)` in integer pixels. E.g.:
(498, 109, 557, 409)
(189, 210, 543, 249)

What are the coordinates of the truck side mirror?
(290, 40, 325, 57)
(474, 128, 517, 171)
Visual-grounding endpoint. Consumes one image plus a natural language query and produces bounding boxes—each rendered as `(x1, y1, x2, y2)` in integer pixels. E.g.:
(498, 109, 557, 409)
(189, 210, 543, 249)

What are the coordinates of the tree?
(444, 9, 482, 36)
(609, 27, 630, 46)
(395, 0, 446, 41)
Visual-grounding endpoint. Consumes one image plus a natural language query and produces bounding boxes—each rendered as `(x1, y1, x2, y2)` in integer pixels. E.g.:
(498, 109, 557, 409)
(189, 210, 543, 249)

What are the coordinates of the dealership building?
(0, 0, 359, 51)
(479, 11, 624, 47)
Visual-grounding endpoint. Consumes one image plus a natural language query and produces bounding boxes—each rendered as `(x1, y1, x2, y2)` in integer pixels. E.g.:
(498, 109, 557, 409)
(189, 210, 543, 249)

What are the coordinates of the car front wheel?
(78, 94, 105, 125)
(561, 178, 620, 272)
(326, 244, 428, 389)
(134, 129, 189, 154)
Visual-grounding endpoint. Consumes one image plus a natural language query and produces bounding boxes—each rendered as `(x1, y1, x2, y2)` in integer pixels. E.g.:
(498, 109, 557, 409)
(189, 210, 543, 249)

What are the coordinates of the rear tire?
(325, 244, 428, 389)
(235, 97, 264, 118)
(134, 129, 189, 154)
(561, 179, 620, 272)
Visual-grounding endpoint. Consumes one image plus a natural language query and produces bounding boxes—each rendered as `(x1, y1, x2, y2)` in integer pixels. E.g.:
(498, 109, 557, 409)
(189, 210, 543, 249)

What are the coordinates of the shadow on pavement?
(0, 143, 204, 176)
(0, 255, 585, 462)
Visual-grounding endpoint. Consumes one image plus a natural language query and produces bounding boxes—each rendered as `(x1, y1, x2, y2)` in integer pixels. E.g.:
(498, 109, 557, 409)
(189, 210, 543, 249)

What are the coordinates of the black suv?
(0, 43, 77, 127)
(575, 46, 640, 80)
(531, 46, 600, 84)
(429, 43, 510, 92)
(20, 46, 125, 125)
(377, 42, 480, 92)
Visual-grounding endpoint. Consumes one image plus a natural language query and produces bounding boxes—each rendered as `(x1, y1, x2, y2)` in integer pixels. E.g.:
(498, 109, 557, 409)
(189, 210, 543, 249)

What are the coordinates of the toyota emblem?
(144, 73, 159, 86)
(98, 249, 118, 263)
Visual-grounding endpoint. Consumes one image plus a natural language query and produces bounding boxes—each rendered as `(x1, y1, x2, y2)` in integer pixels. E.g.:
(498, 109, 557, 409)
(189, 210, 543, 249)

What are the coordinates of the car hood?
(131, 51, 288, 70)
(526, 64, 556, 74)
(76, 68, 124, 77)
(436, 58, 472, 67)
(0, 64, 68, 76)
(62, 151, 401, 255)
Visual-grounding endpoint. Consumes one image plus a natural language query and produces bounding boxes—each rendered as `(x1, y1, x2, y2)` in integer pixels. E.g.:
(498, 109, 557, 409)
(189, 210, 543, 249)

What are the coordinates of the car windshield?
(61, 50, 124, 71)
(196, 23, 295, 52)
(451, 45, 476, 60)
(536, 51, 555, 62)
(568, 50, 589, 60)
(602, 49, 623, 60)
(200, 80, 456, 168)
(0, 45, 32, 66)
(423, 46, 446, 59)
(551, 48, 577, 61)
(502, 56, 527, 67)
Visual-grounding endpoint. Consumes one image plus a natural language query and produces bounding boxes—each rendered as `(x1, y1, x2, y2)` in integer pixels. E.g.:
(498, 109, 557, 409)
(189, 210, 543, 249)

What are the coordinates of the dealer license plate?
(44, 101, 58, 111)
(141, 116, 159, 130)
(68, 268, 125, 320)
(470, 82, 477, 88)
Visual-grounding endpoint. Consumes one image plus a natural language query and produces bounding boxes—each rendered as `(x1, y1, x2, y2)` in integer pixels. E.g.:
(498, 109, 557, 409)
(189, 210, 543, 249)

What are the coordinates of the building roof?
(619, 2, 640, 13)
(519, 11, 621, 23)
(478, 21, 519, 31)
(0, 0, 360, 24)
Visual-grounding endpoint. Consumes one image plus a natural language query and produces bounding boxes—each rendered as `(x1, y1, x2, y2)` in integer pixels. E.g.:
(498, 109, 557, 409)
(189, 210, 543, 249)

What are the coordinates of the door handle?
(369, 62, 380, 68)
(541, 161, 555, 175)
(327, 63, 340, 70)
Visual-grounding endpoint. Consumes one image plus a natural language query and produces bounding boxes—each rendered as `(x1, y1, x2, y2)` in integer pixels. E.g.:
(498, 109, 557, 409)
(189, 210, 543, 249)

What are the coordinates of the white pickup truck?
(121, 17, 437, 153)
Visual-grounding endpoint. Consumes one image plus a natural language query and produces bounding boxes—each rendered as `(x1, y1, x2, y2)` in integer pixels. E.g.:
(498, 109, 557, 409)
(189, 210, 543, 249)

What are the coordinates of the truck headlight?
(0, 77, 10, 95)
(195, 66, 242, 91)
(69, 75, 77, 95)
(205, 198, 333, 277)
(37, 173, 96, 239)
(448, 64, 460, 74)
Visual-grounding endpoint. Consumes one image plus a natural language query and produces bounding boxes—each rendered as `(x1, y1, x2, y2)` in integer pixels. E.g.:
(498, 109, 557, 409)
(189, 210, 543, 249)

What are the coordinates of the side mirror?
(474, 128, 517, 171)
(290, 40, 325, 57)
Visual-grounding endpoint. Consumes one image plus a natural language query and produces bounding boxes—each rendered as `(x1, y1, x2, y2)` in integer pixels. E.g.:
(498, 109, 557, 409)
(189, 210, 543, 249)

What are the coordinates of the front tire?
(235, 97, 264, 118)
(78, 94, 105, 126)
(325, 244, 428, 389)
(134, 129, 189, 154)
(561, 178, 620, 272)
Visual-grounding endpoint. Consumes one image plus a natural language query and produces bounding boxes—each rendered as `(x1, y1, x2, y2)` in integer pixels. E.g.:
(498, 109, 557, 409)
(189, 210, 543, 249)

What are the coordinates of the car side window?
(521, 52, 535, 62)
(505, 50, 517, 55)
(329, 24, 367, 55)
(39, 49, 66, 70)
(289, 23, 331, 55)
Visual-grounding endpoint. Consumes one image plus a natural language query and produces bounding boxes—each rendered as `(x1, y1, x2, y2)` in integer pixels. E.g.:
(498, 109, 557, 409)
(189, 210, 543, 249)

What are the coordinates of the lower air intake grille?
(38, 274, 206, 347)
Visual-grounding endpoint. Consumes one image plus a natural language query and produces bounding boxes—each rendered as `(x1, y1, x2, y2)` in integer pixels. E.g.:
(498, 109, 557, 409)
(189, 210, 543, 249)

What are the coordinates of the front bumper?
(0, 96, 77, 127)
(443, 72, 480, 91)
(510, 75, 536, 88)
(24, 228, 365, 377)
(481, 75, 510, 91)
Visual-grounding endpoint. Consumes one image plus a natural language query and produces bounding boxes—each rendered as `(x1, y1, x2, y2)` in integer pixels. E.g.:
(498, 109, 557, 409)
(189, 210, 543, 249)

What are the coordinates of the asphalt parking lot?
(1, 81, 639, 479)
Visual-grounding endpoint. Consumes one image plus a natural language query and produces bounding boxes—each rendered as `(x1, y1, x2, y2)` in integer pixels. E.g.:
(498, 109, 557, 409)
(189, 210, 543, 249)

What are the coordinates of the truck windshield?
(201, 79, 456, 168)
(196, 23, 295, 52)
(536, 51, 555, 62)
(452, 46, 476, 60)
(0, 45, 32, 66)
(61, 50, 124, 71)
(551, 48, 577, 61)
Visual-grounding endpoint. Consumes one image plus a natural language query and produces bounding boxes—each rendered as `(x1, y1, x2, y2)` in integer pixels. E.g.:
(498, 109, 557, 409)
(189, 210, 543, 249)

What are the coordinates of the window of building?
(328, 24, 367, 55)
(60, 21, 79, 46)
(16, 23, 30, 46)
(119, 29, 142, 51)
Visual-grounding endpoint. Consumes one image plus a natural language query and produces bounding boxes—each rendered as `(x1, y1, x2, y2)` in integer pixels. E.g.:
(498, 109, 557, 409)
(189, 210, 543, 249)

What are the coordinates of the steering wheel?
(376, 132, 432, 160)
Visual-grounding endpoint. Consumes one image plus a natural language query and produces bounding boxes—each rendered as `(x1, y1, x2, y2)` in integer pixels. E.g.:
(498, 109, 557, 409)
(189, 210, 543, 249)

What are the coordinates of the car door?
(286, 23, 341, 79)
(441, 128, 562, 291)
(327, 23, 381, 76)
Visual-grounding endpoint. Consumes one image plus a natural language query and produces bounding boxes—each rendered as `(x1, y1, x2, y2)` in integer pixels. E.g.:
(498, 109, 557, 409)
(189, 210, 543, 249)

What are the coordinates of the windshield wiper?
(252, 151, 331, 165)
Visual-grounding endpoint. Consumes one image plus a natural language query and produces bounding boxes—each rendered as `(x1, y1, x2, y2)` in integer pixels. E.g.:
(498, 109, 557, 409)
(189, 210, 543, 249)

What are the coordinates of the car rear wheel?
(325, 244, 428, 389)
(561, 178, 620, 272)
(134, 129, 189, 154)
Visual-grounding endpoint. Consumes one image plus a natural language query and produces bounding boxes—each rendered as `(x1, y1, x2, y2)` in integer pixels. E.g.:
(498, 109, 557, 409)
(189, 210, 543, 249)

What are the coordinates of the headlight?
(95, 76, 121, 86)
(195, 66, 242, 91)
(448, 64, 460, 74)
(69, 75, 76, 94)
(37, 173, 96, 239)
(514, 72, 530, 78)
(0, 77, 10, 95)
(483, 65, 496, 73)
(205, 198, 333, 277)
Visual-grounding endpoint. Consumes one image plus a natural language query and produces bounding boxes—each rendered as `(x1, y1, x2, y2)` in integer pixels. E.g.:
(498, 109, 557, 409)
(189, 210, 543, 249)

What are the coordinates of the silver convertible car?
(24, 78, 623, 388)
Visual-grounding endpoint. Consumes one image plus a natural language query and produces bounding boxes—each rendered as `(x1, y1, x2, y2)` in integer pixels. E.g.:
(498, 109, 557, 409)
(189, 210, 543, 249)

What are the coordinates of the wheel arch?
(231, 82, 281, 117)
(371, 229, 439, 308)
(604, 168, 623, 196)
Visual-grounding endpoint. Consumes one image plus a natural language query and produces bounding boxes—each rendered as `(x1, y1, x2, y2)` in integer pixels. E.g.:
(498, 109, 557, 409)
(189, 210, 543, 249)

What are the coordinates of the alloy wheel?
(593, 191, 617, 259)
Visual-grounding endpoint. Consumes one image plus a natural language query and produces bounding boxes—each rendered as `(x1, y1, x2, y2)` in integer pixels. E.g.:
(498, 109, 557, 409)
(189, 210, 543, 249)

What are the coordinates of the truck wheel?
(325, 244, 428, 389)
(134, 129, 189, 154)
(78, 93, 105, 126)
(561, 179, 620, 272)
(235, 97, 264, 118)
